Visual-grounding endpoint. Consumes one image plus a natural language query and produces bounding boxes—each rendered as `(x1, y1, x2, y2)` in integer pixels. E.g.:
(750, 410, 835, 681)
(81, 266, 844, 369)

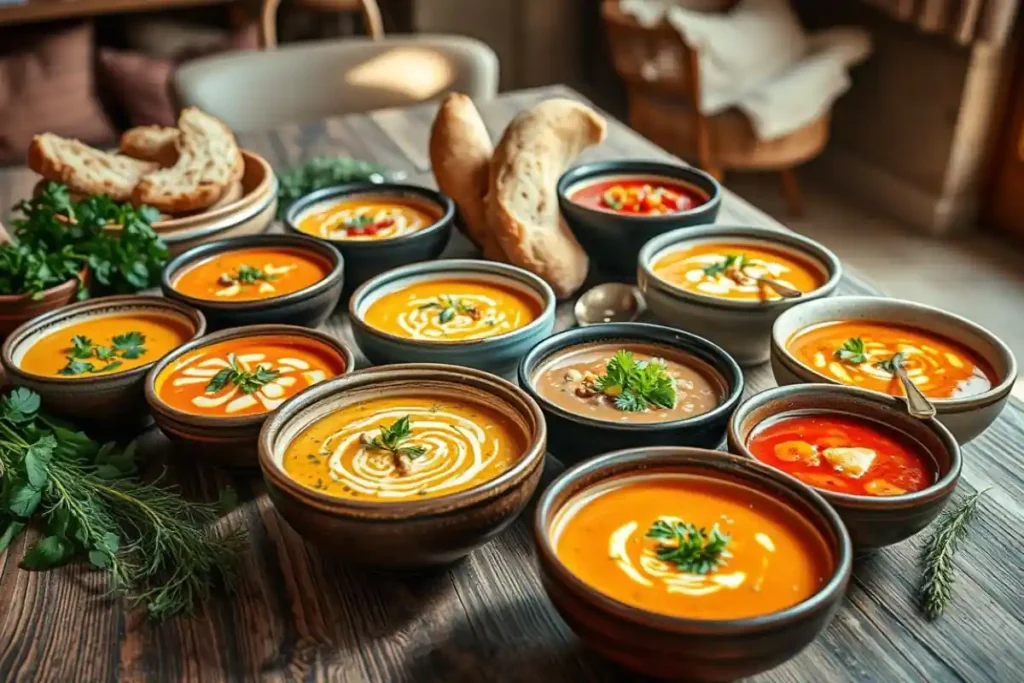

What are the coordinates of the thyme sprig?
(918, 489, 988, 620)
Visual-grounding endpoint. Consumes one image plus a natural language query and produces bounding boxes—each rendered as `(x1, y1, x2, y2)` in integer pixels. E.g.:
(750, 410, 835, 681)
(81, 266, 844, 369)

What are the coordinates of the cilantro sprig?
(835, 337, 868, 364)
(57, 331, 146, 376)
(205, 353, 280, 395)
(646, 519, 730, 575)
(592, 350, 677, 412)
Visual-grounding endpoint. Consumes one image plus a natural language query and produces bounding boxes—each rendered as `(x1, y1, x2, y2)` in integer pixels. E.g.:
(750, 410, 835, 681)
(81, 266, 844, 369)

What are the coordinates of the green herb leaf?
(20, 535, 75, 570)
(234, 264, 276, 284)
(703, 253, 748, 278)
(70, 335, 94, 359)
(593, 351, 677, 413)
(835, 337, 868, 364)
(0, 520, 27, 552)
(876, 352, 907, 374)
(646, 519, 730, 575)
(277, 157, 391, 218)
(24, 436, 56, 488)
(204, 355, 279, 395)
(918, 489, 988, 620)
(438, 307, 456, 324)
(8, 483, 43, 517)
(112, 331, 146, 359)
(205, 368, 234, 394)
(2, 388, 41, 423)
(367, 416, 427, 474)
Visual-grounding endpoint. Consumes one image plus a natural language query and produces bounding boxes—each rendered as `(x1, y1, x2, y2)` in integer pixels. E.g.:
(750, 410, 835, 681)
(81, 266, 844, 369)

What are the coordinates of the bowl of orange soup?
(639, 225, 842, 365)
(146, 324, 354, 467)
(350, 259, 556, 374)
(534, 447, 851, 681)
(162, 234, 344, 331)
(284, 182, 454, 289)
(1, 296, 205, 429)
(258, 363, 547, 568)
(558, 160, 721, 274)
(729, 384, 962, 549)
(771, 297, 1017, 443)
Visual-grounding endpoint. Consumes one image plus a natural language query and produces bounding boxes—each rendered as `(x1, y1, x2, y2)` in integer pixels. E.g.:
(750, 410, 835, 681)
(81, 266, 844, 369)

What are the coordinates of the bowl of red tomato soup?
(728, 384, 962, 549)
(557, 161, 721, 274)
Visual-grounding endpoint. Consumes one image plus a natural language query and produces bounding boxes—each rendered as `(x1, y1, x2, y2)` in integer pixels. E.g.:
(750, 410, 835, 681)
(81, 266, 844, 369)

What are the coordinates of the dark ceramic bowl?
(534, 447, 852, 682)
(0, 267, 88, 340)
(258, 363, 548, 569)
(518, 322, 743, 464)
(161, 233, 344, 331)
(557, 160, 722, 274)
(145, 324, 355, 468)
(1, 295, 205, 431)
(283, 182, 454, 289)
(350, 259, 556, 376)
(728, 384, 963, 549)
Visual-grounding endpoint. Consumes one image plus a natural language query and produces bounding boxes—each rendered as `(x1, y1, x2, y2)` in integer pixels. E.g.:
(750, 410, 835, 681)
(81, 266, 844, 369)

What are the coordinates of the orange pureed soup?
(552, 472, 834, 620)
(362, 278, 542, 342)
(19, 312, 192, 378)
(282, 394, 526, 500)
(154, 335, 346, 417)
(653, 242, 824, 301)
(787, 320, 996, 399)
(296, 194, 440, 241)
(172, 247, 331, 302)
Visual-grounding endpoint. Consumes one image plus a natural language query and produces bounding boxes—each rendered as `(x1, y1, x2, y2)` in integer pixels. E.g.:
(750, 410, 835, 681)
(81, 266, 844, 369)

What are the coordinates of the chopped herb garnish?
(236, 265, 276, 284)
(424, 295, 480, 324)
(875, 352, 907, 374)
(205, 353, 280, 395)
(703, 253, 748, 278)
(591, 350, 677, 412)
(646, 519, 730, 575)
(57, 332, 146, 375)
(835, 337, 868, 364)
(366, 416, 427, 476)
(343, 215, 374, 231)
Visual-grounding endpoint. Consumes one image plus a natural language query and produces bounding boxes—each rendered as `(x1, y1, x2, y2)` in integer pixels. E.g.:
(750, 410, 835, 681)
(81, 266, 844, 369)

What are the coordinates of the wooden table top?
(1, 85, 1021, 682)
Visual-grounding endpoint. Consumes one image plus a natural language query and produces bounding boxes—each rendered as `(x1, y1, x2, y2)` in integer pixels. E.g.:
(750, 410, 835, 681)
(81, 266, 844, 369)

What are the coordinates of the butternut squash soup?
(172, 247, 331, 302)
(283, 394, 526, 500)
(362, 278, 542, 342)
(296, 195, 440, 241)
(155, 335, 346, 417)
(552, 472, 834, 620)
(19, 312, 192, 378)
(788, 321, 996, 399)
(653, 242, 823, 301)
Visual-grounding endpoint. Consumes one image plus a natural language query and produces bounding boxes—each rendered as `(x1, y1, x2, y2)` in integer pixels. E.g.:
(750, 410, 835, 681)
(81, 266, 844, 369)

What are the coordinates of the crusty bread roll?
(120, 126, 180, 167)
(28, 134, 158, 203)
(132, 107, 242, 213)
(429, 93, 504, 259)
(488, 99, 606, 298)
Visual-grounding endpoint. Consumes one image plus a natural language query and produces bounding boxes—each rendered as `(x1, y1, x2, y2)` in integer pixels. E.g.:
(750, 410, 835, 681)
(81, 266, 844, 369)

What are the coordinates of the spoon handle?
(895, 365, 937, 419)
(754, 276, 803, 299)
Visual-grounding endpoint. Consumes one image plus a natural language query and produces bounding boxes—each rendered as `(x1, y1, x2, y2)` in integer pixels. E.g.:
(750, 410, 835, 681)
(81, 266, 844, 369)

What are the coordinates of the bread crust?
(28, 133, 158, 203)
(119, 126, 180, 166)
(488, 98, 606, 298)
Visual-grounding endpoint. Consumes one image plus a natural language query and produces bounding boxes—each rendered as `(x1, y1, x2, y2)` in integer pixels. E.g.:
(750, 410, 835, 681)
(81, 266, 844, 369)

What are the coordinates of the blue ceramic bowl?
(557, 160, 722, 275)
(349, 259, 556, 375)
(518, 322, 744, 464)
(283, 182, 454, 290)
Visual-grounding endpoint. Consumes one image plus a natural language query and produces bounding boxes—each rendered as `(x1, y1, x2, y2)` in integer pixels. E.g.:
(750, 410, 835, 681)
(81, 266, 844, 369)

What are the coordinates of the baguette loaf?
(120, 126, 180, 166)
(28, 134, 158, 203)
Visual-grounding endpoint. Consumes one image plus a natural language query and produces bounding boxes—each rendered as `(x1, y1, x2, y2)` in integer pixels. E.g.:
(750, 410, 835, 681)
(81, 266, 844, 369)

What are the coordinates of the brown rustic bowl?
(0, 267, 88, 341)
(534, 447, 852, 682)
(0, 295, 205, 431)
(727, 384, 963, 549)
(145, 324, 355, 468)
(258, 363, 547, 569)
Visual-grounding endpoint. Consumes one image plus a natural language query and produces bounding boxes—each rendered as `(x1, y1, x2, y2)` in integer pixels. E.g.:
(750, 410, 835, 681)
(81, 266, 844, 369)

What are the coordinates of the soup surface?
(569, 175, 707, 216)
(532, 343, 724, 424)
(19, 312, 193, 378)
(787, 320, 995, 399)
(552, 472, 834, 620)
(652, 242, 824, 301)
(748, 413, 935, 496)
(296, 194, 440, 241)
(362, 278, 542, 342)
(154, 335, 346, 417)
(172, 247, 331, 302)
(283, 394, 526, 500)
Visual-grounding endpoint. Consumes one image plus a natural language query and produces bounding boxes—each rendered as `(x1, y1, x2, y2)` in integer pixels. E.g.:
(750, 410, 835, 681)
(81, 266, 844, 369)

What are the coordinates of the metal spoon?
(893, 363, 937, 419)
(748, 275, 804, 299)
(574, 283, 645, 326)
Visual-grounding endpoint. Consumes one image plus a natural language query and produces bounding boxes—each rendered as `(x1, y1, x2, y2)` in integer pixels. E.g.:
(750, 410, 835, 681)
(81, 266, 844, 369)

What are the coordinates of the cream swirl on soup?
(296, 196, 438, 241)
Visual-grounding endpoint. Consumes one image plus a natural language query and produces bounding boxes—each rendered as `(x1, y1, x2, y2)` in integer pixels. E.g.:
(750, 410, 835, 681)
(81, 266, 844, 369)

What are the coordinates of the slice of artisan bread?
(132, 107, 242, 213)
(28, 133, 158, 202)
(120, 126, 180, 166)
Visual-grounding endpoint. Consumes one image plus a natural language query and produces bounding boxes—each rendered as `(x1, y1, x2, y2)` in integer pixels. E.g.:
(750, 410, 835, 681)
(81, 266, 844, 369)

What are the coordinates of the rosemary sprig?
(835, 337, 868, 364)
(918, 489, 988, 620)
(646, 519, 730, 575)
(205, 353, 280, 395)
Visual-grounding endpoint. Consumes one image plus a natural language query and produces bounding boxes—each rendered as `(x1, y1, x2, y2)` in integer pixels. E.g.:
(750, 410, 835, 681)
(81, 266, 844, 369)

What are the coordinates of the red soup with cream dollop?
(747, 413, 935, 496)
(569, 175, 708, 216)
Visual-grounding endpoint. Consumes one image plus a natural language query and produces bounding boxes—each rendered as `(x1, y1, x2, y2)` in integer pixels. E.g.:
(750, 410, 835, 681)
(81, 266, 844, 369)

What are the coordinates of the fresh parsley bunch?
(594, 350, 678, 412)
(277, 157, 390, 218)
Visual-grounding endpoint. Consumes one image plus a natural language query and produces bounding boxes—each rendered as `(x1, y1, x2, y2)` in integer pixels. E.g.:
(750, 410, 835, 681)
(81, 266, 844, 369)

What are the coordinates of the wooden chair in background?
(259, 0, 384, 48)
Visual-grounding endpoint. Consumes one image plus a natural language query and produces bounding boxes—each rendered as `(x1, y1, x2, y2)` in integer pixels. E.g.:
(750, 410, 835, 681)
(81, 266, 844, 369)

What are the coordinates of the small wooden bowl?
(258, 363, 547, 569)
(728, 384, 963, 549)
(534, 447, 852, 682)
(0, 268, 88, 341)
(0, 295, 205, 431)
(145, 324, 355, 468)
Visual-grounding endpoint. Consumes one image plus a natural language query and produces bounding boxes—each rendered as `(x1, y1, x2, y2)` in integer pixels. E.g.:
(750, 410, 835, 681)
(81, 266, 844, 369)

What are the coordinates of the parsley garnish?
(835, 337, 868, 364)
(646, 519, 730, 575)
(366, 415, 427, 476)
(592, 350, 677, 412)
(205, 353, 280, 395)
(57, 331, 146, 375)
(234, 265, 276, 285)
(702, 253, 748, 278)
(875, 351, 907, 374)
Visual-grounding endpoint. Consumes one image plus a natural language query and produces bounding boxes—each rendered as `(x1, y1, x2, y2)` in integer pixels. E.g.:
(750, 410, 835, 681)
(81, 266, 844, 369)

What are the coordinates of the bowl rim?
(160, 233, 344, 311)
(727, 383, 963, 508)
(556, 159, 723, 223)
(0, 294, 206, 385)
(144, 323, 357, 429)
(349, 258, 557, 349)
(517, 322, 744, 432)
(282, 181, 456, 247)
(159, 178, 279, 243)
(533, 446, 853, 634)
(638, 224, 843, 310)
(257, 362, 548, 519)
(0, 266, 88, 304)
(770, 295, 1018, 410)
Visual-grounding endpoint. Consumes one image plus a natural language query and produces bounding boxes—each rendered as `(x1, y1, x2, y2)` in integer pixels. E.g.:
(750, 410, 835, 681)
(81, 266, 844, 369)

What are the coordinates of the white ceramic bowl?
(770, 296, 1018, 443)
